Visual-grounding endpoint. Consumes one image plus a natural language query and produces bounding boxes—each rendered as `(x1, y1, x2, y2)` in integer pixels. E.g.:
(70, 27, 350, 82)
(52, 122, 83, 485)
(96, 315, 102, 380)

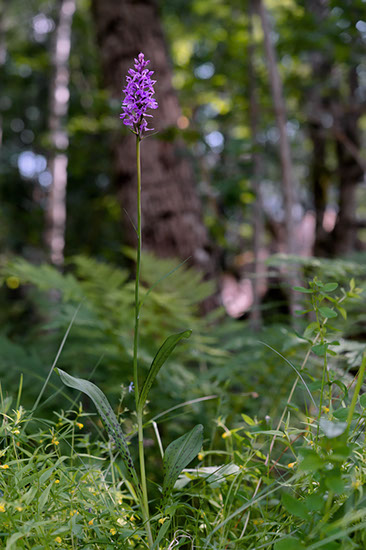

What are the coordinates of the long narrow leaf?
(138, 330, 192, 412)
(163, 424, 203, 497)
(56, 368, 140, 491)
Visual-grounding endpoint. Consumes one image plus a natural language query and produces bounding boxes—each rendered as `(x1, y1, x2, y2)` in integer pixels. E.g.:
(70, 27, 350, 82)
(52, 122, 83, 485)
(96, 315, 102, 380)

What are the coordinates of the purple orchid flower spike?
(120, 52, 158, 139)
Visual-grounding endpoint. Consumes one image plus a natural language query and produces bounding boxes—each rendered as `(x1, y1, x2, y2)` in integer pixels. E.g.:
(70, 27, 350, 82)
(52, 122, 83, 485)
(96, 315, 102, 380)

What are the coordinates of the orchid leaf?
(163, 424, 203, 497)
(138, 329, 192, 413)
(56, 368, 140, 491)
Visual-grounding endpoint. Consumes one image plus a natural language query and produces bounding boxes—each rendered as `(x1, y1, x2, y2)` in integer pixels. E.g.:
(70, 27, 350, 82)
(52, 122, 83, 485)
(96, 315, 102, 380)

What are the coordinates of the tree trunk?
(257, 0, 297, 318)
(46, 0, 75, 266)
(91, 0, 216, 278)
(257, 0, 295, 257)
(331, 67, 364, 256)
(0, 0, 6, 148)
(248, 0, 264, 331)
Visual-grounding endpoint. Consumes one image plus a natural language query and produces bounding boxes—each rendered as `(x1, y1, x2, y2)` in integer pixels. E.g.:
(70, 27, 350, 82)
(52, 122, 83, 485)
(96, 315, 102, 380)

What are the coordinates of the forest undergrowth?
(1, 264, 366, 550)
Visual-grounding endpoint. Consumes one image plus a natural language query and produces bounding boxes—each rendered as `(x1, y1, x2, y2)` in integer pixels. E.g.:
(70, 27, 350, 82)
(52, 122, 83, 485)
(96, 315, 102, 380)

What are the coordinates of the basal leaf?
(138, 330, 192, 412)
(57, 368, 140, 490)
(163, 424, 203, 497)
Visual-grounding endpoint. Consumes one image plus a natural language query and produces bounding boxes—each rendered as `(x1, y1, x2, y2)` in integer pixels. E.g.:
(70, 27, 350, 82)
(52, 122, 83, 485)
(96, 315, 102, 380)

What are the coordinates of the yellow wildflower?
(198, 452, 204, 461)
(288, 462, 296, 469)
(6, 276, 20, 290)
(322, 406, 330, 413)
(88, 518, 94, 526)
(0, 504, 5, 513)
(158, 517, 168, 525)
(110, 528, 117, 535)
(0, 465, 9, 470)
(76, 422, 84, 430)
(55, 479, 60, 484)
(52, 437, 59, 446)
(13, 429, 20, 435)
(55, 537, 62, 544)
(16, 506, 23, 512)
(222, 431, 231, 439)
(70, 510, 78, 517)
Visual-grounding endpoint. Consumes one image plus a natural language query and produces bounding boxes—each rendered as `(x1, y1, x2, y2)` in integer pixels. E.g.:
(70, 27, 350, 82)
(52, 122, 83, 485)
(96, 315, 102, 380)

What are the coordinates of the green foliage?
(0, 252, 220, 411)
(2, 275, 366, 549)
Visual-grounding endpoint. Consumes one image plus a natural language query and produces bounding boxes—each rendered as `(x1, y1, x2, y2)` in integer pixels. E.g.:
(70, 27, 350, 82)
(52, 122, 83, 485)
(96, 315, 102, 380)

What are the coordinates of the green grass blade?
(162, 423, 203, 497)
(138, 329, 192, 413)
(56, 368, 140, 492)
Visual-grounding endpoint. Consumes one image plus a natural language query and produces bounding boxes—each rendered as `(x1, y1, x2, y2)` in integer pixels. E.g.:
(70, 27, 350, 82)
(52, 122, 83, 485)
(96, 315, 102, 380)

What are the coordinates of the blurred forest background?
(1, 0, 366, 418)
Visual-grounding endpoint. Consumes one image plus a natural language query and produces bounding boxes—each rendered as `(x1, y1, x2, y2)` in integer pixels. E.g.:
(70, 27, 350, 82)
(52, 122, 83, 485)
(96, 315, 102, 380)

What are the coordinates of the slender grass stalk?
(133, 135, 153, 548)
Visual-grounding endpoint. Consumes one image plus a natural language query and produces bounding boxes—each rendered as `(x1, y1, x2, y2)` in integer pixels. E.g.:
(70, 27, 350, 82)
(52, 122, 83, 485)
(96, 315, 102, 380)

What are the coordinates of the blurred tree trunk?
(330, 67, 364, 255)
(45, 0, 75, 266)
(305, 0, 332, 256)
(248, 0, 263, 331)
(257, 0, 295, 257)
(257, 0, 296, 317)
(91, 0, 216, 279)
(0, 0, 6, 148)
(305, 0, 364, 257)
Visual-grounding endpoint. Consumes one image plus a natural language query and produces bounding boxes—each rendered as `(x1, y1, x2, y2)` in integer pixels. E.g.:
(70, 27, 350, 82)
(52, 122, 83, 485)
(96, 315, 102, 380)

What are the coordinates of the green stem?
(133, 136, 142, 406)
(138, 410, 153, 545)
(346, 353, 366, 438)
(133, 136, 153, 548)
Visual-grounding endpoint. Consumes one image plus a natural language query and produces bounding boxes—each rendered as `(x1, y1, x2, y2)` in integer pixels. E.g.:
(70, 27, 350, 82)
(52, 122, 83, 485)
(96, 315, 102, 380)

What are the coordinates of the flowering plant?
(57, 52, 202, 548)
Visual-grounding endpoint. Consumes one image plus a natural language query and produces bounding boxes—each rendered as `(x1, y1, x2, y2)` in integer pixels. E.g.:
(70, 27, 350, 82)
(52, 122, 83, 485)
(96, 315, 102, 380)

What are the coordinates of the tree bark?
(248, 0, 263, 330)
(0, 0, 6, 148)
(257, 0, 297, 318)
(331, 67, 364, 255)
(257, 0, 295, 257)
(91, 0, 216, 278)
(46, 0, 75, 266)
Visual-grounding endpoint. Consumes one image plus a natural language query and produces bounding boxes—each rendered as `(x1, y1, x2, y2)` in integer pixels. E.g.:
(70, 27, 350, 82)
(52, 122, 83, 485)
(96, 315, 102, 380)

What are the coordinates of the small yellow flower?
(222, 431, 231, 439)
(158, 517, 168, 525)
(16, 506, 23, 512)
(0, 465, 9, 470)
(76, 422, 84, 430)
(70, 509, 78, 517)
(52, 437, 59, 446)
(253, 519, 263, 525)
(55, 479, 60, 484)
(322, 406, 330, 413)
(13, 429, 20, 435)
(54, 537, 62, 543)
(288, 462, 296, 469)
(6, 276, 20, 290)
(110, 528, 117, 535)
(88, 518, 94, 526)
(129, 515, 135, 522)
(198, 452, 204, 461)
(0, 504, 5, 513)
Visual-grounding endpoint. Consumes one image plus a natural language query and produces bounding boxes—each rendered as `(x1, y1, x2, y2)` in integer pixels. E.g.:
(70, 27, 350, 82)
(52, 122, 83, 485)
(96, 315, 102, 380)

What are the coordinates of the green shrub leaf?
(138, 329, 192, 412)
(281, 493, 309, 520)
(163, 424, 203, 497)
(319, 307, 338, 319)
